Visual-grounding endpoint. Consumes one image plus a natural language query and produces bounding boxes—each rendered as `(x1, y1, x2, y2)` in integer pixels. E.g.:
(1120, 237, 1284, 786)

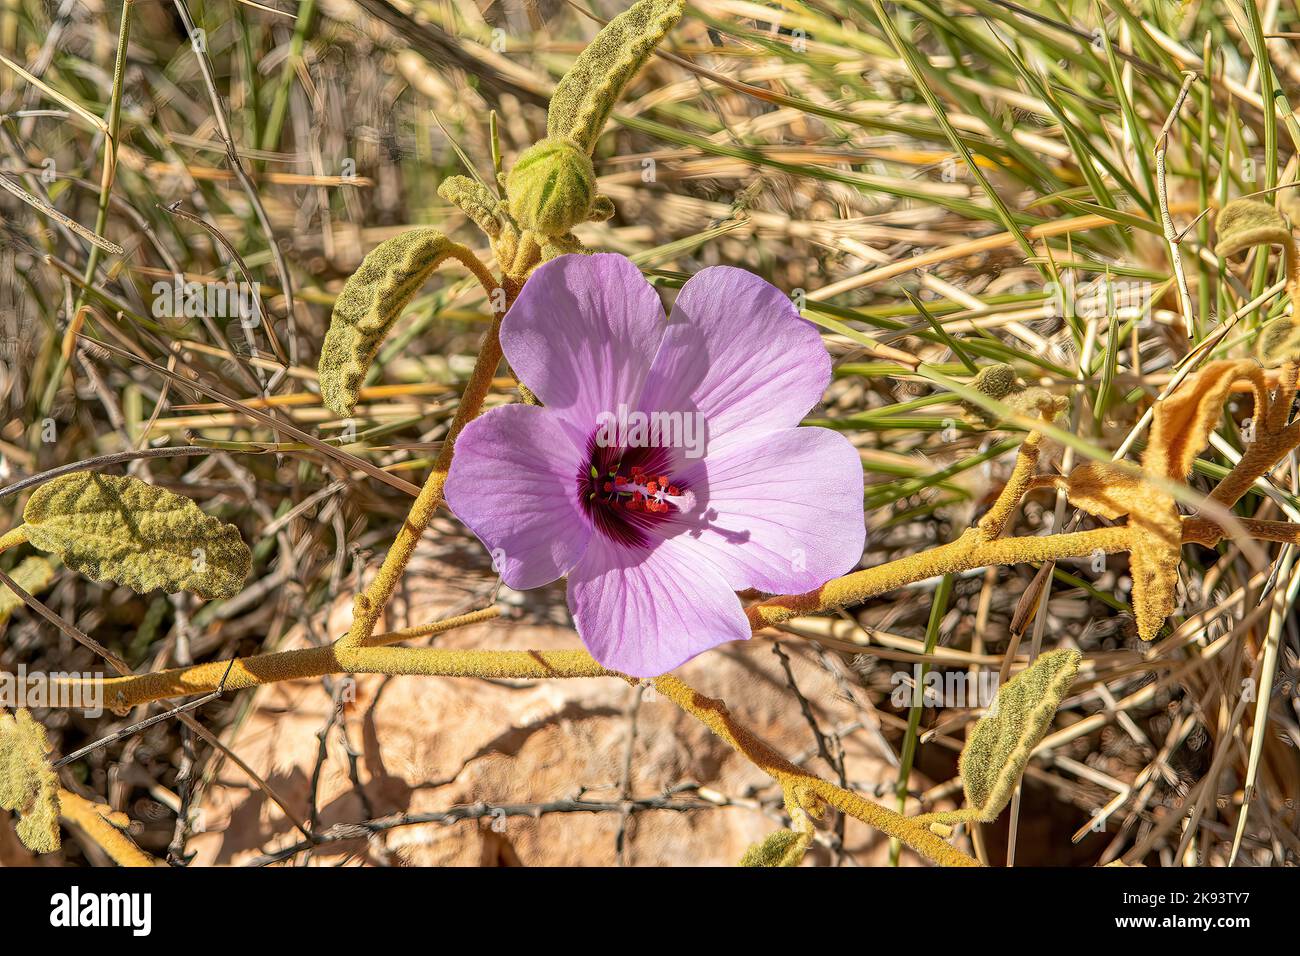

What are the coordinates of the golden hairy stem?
(650, 675, 980, 867)
(71, 608, 505, 709)
(1207, 417, 1300, 509)
(1181, 515, 1300, 547)
(976, 431, 1042, 540)
(1210, 359, 1300, 509)
(72, 648, 976, 865)
(58, 789, 160, 867)
(53, 526, 1134, 713)
(53, 525, 1138, 710)
(745, 525, 1134, 631)
(336, 310, 506, 656)
(0, 525, 28, 555)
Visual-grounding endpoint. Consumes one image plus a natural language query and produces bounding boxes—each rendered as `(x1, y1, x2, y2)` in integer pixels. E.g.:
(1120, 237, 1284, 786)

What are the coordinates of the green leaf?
(22, 472, 250, 599)
(547, 0, 685, 154)
(959, 648, 1080, 821)
(0, 556, 56, 625)
(739, 828, 809, 867)
(0, 709, 61, 854)
(437, 176, 504, 238)
(318, 228, 465, 417)
(1214, 199, 1292, 258)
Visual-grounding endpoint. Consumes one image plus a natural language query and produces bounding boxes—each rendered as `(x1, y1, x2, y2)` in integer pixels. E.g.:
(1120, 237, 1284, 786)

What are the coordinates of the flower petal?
(662, 427, 864, 593)
(444, 404, 591, 590)
(501, 253, 666, 445)
(639, 266, 831, 455)
(566, 534, 751, 677)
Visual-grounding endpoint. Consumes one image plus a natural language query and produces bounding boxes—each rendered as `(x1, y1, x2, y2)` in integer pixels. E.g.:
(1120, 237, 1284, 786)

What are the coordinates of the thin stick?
(0, 174, 122, 254)
(168, 0, 299, 363)
(0, 446, 221, 501)
(1154, 71, 1199, 339)
(78, 334, 422, 497)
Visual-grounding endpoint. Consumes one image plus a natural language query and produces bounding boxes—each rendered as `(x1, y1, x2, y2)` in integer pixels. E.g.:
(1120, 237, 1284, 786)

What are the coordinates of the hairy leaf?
(739, 828, 809, 867)
(1256, 317, 1300, 367)
(547, 0, 685, 154)
(437, 176, 504, 238)
(23, 472, 250, 599)
(1144, 360, 1260, 481)
(318, 228, 463, 416)
(1066, 462, 1181, 641)
(960, 649, 1080, 821)
(0, 556, 56, 625)
(1063, 361, 1264, 641)
(1214, 198, 1292, 258)
(0, 709, 60, 853)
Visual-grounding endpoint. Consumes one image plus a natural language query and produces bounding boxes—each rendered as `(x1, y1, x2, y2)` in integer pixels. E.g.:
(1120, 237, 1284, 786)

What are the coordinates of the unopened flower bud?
(506, 138, 596, 236)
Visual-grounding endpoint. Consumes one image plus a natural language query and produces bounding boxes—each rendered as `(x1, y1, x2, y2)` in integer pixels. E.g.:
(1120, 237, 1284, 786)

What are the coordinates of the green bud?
(970, 363, 1020, 400)
(506, 138, 596, 237)
(960, 363, 1021, 426)
(1006, 386, 1068, 420)
(588, 194, 616, 223)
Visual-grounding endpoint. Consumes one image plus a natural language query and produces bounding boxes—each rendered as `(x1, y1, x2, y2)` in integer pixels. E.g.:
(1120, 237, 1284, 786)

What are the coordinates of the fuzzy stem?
(1182, 515, 1300, 546)
(70, 649, 977, 865)
(58, 789, 159, 867)
(1207, 416, 1300, 508)
(53, 526, 1138, 711)
(649, 675, 980, 867)
(48, 524, 1142, 713)
(335, 312, 505, 656)
(744, 525, 1135, 631)
(976, 431, 1042, 540)
(0, 525, 27, 555)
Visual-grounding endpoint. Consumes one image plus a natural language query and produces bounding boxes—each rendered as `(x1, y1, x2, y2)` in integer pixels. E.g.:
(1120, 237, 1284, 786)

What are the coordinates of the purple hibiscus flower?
(444, 253, 865, 676)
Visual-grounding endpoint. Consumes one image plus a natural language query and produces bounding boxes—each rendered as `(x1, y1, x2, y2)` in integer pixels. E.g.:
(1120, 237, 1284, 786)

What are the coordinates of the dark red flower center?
(577, 433, 694, 549)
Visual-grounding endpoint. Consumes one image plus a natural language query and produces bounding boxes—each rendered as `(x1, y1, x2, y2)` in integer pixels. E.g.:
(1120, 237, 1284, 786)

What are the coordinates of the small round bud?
(961, 363, 1026, 427)
(506, 138, 596, 236)
(970, 363, 1020, 400)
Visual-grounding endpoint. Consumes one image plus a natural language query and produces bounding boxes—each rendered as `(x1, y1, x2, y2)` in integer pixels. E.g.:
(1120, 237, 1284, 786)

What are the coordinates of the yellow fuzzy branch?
(52, 526, 1139, 711)
(57, 789, 159, 867)
(336, 309, 507, 656)
(976, 430, 1042, 540)
(649, 675, 980, 867)
(744, 525, 1135, 631)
